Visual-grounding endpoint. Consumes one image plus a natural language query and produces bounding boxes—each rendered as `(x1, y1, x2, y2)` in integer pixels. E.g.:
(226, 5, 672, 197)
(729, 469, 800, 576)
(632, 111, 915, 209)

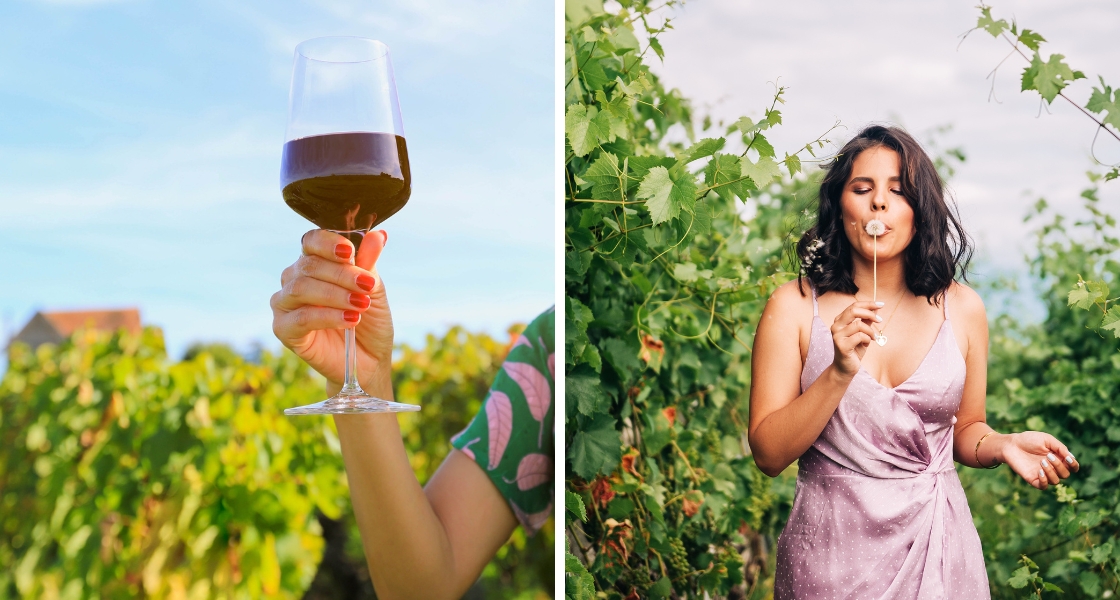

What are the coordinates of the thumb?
(356, 229, 388, 271)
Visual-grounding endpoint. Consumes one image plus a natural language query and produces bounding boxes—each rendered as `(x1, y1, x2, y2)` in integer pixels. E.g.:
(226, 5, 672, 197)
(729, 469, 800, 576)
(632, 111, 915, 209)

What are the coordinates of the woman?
(747, 125, 1079, 598)
(270, 229, 554, 599)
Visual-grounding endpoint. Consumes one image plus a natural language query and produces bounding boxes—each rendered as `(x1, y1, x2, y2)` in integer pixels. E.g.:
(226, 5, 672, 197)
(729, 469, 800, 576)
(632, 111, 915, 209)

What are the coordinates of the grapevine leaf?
(740, 155, 782, 189)
(565, 0, 604, 24)
(600, 337, 640, 379)
(568, 364, 610, 417)
(749, 132, 776, 159)
(704, 153, 753, 202)
(566, 104, 608, 157)
(766, 108, 783, 127)
(1042, 582, 1063, 593)
(648, 36, 664, 60)
(733, 116, 763, 135)
(609, 26, 640, 52)
(1101, 306, 1120, 338)
(569, 413, 620, 480)
(583, 152, 624, 200)
(604, 228, 647, 267)
(1068, 285, 1093, 310)
(1008, 566, 1031, 589)
(674, 263, 699, 282)
(594, 90, 633, 140)
(1086, 78, 1120, 131)
(1022, 52, 1085, 103)
(647, 575, 671, 599)
(1016, 29, 1045, 51)
(977, 7, 1009, 37)
(1079, 571, 1101, 596)
(682, 137, 726, 163)
(784, 153, 802, 176)
(565, 489, 588, 522)
(638, 166, 688, 224)
(565, 551, 595, 600)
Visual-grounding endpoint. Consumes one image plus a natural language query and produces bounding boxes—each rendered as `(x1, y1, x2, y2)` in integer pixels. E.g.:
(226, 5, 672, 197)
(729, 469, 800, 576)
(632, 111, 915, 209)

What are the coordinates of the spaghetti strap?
(810, 283, 819, 317)
(943, 290, 950, 320)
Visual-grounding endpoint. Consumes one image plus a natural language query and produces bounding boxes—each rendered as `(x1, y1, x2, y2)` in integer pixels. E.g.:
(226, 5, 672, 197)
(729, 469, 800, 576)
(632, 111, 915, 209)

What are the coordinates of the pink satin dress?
(774, 288, 990, 599)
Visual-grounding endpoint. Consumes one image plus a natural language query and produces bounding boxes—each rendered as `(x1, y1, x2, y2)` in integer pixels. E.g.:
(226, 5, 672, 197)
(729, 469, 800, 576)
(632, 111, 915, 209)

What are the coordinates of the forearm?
(954, 420, 1010, 469)
(330, 379, 465, 600)
(750, 365, 853, 476)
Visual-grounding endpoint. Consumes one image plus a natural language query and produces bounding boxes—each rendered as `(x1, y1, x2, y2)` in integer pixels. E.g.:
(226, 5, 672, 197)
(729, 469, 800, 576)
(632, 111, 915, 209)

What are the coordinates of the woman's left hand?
(1000, 431, 1080, 490)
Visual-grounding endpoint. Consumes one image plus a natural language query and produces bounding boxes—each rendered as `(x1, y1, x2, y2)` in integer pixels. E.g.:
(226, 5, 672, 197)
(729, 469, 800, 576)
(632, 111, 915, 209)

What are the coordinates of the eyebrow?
(849, 176, 901, 184)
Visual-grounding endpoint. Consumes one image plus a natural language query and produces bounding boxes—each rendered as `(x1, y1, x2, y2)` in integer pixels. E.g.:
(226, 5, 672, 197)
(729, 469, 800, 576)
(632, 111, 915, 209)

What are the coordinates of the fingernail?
(1046, 453, 1057, 463)
(343, 310, 360, 323)
(875, 302, 885, 307)
(1041, 458, 1049, 467)
(1039, 469, 1046, 480)
(876, 316, 883, 322)
(356, 273, 376, 292)
(349, 293, 370, 309)
(1066, 454, 1075, 464)
(382, 230, 388, 245)
(335, 244, 353, 260)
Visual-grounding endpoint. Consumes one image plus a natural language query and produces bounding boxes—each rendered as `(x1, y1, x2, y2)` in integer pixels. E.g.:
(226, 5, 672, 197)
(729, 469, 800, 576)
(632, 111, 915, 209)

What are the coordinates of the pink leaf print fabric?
(459, 438, 479, 461)
(485, 391, 512, 471)
(450, 307, 554, 535)
(503, 453, 552, 491)
(503, 361, 552, 447)
(511, 500, 553, 535)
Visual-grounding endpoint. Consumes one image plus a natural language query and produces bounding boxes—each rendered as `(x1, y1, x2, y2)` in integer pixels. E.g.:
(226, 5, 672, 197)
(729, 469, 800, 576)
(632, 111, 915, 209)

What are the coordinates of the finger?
(1045, 438, 1079, 473)
(1034, 467, 1048, 490)
(1040, 455, 1061, 485)
(273, 305, 361, 341)
(355, 229, 388, 272)
(272, 276, 373, 313)
(286, 255, 376, 294)
(1044, 451, 1071, 479)
(302, 229, 356, 263)
(851, 308, 884, 324)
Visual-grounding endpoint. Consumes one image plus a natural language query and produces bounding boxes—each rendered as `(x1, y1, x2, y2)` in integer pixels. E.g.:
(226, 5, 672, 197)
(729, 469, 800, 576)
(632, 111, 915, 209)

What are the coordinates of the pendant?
(875, 332, 888, 347)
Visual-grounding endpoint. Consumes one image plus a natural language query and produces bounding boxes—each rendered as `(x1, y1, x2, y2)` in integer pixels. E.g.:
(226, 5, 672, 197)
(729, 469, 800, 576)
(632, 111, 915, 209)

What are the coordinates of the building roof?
(9, 308, 142, 350)
(40, 309, 141, 337)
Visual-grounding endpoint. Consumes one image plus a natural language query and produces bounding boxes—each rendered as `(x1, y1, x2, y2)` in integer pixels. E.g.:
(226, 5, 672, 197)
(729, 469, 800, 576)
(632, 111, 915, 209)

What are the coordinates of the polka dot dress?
(773, 289, 990, 599)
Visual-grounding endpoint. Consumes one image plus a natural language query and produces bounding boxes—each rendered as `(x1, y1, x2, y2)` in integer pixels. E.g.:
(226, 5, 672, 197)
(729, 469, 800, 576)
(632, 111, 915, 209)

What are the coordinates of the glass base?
(284, 390, 421, 415)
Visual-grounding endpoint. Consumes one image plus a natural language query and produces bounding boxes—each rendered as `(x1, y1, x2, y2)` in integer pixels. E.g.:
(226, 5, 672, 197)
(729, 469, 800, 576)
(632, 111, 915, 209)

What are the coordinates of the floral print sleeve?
(451, 307, 555, 535)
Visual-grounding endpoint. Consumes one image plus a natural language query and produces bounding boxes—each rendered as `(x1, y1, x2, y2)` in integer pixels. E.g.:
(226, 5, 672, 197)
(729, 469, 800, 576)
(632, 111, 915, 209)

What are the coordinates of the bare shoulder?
(947, 282, 987, 329)
(763, 279, 815, 321)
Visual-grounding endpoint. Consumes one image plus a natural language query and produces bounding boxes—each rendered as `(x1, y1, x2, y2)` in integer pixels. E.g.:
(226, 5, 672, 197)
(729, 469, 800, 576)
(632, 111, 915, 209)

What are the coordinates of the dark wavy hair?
(796, 125, 972, 305)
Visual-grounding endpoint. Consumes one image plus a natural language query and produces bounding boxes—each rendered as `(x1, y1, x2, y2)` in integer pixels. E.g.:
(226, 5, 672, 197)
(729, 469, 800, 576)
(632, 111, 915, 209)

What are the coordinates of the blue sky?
(0, 0, 555, 360)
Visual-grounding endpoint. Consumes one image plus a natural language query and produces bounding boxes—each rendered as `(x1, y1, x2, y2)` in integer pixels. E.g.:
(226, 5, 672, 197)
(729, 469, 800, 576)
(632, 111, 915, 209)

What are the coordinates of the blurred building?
(9, 308, 141, 350)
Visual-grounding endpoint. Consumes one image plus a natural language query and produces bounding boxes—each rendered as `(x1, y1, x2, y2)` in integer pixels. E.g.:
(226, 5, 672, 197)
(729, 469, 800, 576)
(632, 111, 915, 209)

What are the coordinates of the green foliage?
(564, 1, 826, 597)
(962, 173, 1120, 598)
(0, 324, 551, 599)
(969, 4, 1119, 181)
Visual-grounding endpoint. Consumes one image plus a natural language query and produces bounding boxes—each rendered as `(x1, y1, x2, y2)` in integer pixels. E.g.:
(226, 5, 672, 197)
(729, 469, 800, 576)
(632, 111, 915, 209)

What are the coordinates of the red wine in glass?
(281, 132, 411, 247)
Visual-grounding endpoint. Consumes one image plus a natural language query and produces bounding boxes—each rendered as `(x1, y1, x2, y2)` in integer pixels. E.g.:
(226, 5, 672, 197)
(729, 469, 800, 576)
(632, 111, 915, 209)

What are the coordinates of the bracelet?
(974, 431, 1000, 469)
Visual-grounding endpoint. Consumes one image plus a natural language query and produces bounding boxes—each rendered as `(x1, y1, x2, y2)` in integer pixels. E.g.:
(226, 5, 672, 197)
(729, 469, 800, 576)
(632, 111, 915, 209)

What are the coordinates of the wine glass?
(280, 37, 419, 415)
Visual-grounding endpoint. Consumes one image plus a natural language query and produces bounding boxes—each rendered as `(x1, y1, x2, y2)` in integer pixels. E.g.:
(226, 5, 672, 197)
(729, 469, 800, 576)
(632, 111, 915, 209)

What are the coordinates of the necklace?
(859, 290, 905, 346)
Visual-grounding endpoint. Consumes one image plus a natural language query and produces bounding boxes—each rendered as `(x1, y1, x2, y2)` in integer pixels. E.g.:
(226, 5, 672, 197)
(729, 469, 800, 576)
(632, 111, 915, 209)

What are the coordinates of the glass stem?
(339, 246, 364, 397)
(339, 326, 363, 396)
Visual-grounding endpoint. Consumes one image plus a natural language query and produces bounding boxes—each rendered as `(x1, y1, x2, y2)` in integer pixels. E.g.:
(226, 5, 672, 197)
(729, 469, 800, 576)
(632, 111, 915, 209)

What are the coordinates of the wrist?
(827, 364, 857, 386)
(977, 431, 1011, 466)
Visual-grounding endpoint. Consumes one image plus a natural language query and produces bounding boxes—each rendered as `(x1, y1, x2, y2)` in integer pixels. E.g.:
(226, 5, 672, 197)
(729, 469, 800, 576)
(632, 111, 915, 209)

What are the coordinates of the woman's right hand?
(271, 229, 394, 394)
(830, 300, 883, 378)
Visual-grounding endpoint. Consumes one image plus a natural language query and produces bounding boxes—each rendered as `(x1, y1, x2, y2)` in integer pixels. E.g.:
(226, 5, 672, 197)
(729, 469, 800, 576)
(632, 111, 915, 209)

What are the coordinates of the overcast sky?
(648, 0, 1120, 313)
(0, 0, 554, 360)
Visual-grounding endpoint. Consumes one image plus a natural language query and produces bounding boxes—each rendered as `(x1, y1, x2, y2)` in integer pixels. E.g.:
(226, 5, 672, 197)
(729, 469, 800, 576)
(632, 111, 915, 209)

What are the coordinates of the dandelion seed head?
(865, 220, 886, 236)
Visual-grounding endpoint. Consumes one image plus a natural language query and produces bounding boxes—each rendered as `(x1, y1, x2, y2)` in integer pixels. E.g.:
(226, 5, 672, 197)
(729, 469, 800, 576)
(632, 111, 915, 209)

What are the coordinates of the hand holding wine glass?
(271, 229, 393, 395)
